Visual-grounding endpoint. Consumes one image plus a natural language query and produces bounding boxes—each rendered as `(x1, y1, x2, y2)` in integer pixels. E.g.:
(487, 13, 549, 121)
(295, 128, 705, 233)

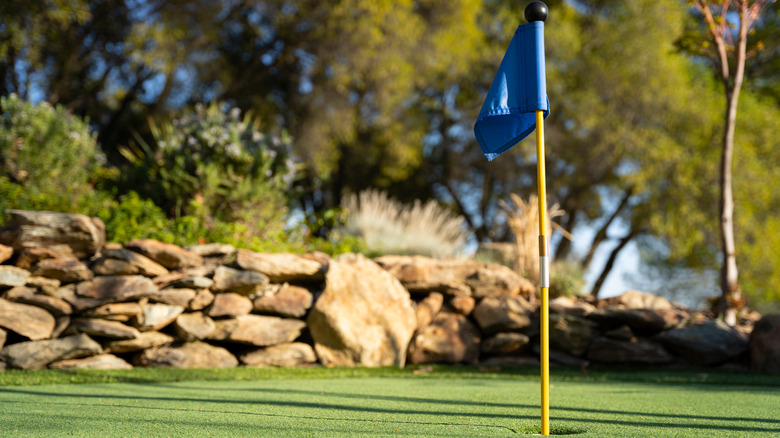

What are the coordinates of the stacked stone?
(0, 210, 323, 370)
(1, 209, 777, 373)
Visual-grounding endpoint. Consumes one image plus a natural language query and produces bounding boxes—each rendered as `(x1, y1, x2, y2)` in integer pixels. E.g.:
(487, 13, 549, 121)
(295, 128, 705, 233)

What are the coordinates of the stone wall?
(0, 210, 777, 373)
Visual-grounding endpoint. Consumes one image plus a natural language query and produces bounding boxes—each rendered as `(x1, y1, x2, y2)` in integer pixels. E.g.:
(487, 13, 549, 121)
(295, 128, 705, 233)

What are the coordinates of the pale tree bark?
(693, 0, 768, 325)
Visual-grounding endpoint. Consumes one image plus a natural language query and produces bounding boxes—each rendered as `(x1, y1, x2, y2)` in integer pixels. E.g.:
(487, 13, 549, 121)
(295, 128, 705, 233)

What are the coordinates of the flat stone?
(252, 284, 314, 318)
(588, 308, 683, 334)
(82, 302, 142, 321)
(0, 327, 6, 349)
(168, 276, 214, 290)
(549, 296, 596, 317)
(607, 290, 674, 310)
(125, 239, 203, 269)
(407, 310, 481, 364)
(136, 303, 184, 331)
(134, 341, 237, 368)
(208, 314, 306, 346)
(472, 296, 534, 334)
(186, 243, 236, 257)
(32, 258, 93, 283)
(76, 275, 157, 303)
(0, 210, 105, 259)
(0, 297, 55, 340)
(15, 247, 61, 269)
(481, 332, 530, 355)
(100, 247, 169, 277)
(211, 266, 269, 295)
(0, 334, 102, 369)
(4, 286, 73, 316)
(49, 354, 133, 370)
(232, 249, 325, 283)
(188, 289, 215, 311)
(104, 331, 175, 353)
(241, 342, 317, 367)
(25, 276, 61, 294)
(375, 255, 535, 298)
(71, 318, 141, 339)
(148, 288, 197, 307)
(206, 292, 253, 318)
(90, 258, 139, 276)
(52, 317, 70, 338)
(174, 312, 216, 341)
(0, 265, 30, 288)
(449, 296, 476, 315)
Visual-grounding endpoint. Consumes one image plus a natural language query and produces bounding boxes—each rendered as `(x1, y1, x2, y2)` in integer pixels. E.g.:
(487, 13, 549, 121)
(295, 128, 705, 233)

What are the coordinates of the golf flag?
(474, 21, 549, 161)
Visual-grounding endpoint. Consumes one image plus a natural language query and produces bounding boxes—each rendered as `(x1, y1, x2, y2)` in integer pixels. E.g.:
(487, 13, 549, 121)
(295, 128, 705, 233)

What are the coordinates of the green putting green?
(1, 372, 779, 437)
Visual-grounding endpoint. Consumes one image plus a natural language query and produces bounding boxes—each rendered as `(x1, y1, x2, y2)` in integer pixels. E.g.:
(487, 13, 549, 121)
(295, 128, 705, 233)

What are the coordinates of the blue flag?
(474, 21, 549, 161)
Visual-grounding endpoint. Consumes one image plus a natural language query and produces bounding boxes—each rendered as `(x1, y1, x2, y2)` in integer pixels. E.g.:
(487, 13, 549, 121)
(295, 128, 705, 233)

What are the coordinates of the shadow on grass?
(1, 384, 778, 435)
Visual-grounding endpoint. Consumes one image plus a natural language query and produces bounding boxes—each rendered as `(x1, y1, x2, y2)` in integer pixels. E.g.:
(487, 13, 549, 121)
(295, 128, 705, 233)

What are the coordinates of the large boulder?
(472, 296, 534, 334)
(134, 341, 237, 368)
(240, 342, 318, 367)
(407, 310, 481, 364)
(125, 239, 203, 269)
(374, 255, 535, 298)
(307, 253, 417, 367)
(232, 249, 326, 283)
(588, 308, 685, 335)
(0, 210, 105, 259)
(0, 297, 55, 340)
(207, 314, 306, 346)
(0, 334, 102, 369)
(750, 314, 780, 374)
(656, 320, 749, 366)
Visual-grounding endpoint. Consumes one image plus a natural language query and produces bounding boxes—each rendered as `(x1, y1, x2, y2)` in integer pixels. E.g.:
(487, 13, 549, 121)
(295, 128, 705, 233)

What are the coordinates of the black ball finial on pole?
(525, 1, 548, 23)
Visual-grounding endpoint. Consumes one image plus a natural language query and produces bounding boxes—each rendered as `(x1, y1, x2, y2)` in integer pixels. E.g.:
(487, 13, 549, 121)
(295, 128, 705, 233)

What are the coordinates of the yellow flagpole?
(535, 109, 550, 436)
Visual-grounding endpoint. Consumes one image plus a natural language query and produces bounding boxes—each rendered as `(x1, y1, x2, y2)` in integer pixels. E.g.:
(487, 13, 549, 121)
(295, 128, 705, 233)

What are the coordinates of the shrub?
(0, 94, 105, 216)
(121, 102, 296, 242)
(340, 190, 470, 258)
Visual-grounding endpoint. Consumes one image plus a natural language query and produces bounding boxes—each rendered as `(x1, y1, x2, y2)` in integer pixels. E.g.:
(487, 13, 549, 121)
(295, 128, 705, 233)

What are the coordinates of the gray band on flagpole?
(540, 256, 550, 288)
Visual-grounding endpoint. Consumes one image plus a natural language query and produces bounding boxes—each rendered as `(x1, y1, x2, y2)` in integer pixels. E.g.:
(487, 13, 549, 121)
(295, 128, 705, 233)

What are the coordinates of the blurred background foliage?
(0, 0, 778, 310)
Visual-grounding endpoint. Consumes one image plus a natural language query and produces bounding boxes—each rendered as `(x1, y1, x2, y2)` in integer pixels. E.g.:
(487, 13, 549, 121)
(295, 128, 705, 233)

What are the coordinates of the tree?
(680, 0, 773, 324)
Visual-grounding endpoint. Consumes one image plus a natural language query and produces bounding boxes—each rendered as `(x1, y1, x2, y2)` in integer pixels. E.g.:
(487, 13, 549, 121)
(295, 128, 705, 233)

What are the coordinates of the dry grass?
(341, 190, 470, 258)
(501, 193, 572, 282)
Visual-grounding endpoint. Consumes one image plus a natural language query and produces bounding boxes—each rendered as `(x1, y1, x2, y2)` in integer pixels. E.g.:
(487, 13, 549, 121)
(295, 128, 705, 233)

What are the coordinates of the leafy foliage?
(121, 102, 295, 241)
(0, 94, 106, 215)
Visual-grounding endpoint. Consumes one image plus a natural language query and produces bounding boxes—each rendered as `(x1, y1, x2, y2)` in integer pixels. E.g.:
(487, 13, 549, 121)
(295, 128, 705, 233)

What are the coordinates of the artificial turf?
(0, 367, 778, 437)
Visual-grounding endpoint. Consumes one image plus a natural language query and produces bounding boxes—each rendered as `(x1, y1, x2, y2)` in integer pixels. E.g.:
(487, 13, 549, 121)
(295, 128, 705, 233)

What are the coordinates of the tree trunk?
(590, 228, 638, 298)
(581, 187, 633, 271)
